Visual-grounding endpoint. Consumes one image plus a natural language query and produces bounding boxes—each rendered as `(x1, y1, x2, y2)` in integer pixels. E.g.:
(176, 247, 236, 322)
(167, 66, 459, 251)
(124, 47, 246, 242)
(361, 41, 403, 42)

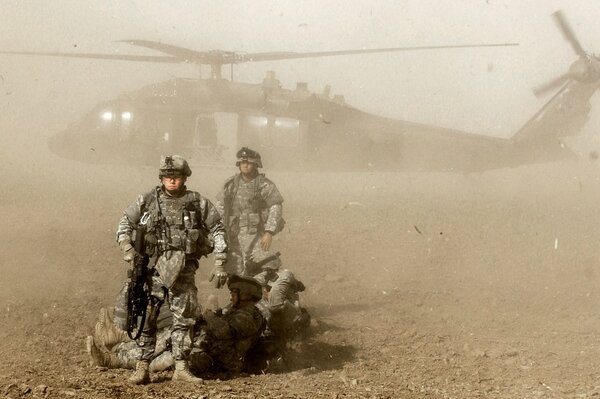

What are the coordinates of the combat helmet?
(227, 275, 263, 300)
(159, 155, 192, 178)
(236, 147, 263, 168)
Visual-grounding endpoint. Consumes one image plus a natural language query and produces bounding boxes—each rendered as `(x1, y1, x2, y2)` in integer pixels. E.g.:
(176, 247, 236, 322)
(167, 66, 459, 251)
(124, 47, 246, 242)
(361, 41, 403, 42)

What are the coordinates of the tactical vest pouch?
(185, 229, 200, 255)
(250, 198, 264, 212)
(240, 213, 258, 235)
(144, 233, 158, 256)
(238, 214, 248, 228)
(170, 235, 183, 250)
(165, 213, 183, 227)
(248, 212, 260, 227)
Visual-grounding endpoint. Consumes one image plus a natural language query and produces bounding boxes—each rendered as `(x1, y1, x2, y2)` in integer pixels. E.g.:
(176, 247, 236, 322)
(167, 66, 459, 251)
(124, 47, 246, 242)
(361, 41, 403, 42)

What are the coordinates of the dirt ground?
(2, 131, 600, 398)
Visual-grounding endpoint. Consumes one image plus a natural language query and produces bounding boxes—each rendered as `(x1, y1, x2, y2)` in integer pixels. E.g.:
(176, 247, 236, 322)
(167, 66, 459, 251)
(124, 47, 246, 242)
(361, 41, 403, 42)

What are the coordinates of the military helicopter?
(2, 11, 598, 172)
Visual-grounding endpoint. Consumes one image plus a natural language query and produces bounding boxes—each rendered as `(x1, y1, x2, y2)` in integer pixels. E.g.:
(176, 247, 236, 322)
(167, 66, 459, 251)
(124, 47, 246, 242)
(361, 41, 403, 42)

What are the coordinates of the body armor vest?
(143, 188, 213, 259)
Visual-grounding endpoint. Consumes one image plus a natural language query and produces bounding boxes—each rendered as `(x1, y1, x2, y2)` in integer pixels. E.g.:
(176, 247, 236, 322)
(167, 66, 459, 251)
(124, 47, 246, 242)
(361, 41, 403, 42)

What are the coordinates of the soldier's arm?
(203, 311, 234, 340)
(115, 195, 145, 244)
(261, 180, 284, 234)
(225, 308, 262, 339)
(263, 203, 282, 234)
(215, 199, 226, 219)
(199, 197, 227, 255)
(214, 187, 226, 219)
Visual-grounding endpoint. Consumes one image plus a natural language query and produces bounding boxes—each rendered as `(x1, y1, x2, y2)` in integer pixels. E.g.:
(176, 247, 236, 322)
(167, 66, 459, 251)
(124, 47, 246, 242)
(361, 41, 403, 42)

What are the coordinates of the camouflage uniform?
(116, 157, 227, 366)
(215, 148, 284, 276)
(256, 269, 310, 339)
(100, 276, 264, 374)
(110, 327, 173, 370)
(191, 301, 265, 373)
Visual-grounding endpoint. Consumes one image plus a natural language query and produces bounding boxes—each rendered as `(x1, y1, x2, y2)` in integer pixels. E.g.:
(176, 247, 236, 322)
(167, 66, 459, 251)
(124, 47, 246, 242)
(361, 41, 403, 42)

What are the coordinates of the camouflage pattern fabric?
(108, 302, 264, 373)
(115, 185, 226, 363)
(135, 260, 198, 361)
(116, 185, 227, 265)
(111, 326, 173, 370)
(260, 270, 310, 339)
(191, 303, 265, 373)
(216, 174, 283, 276)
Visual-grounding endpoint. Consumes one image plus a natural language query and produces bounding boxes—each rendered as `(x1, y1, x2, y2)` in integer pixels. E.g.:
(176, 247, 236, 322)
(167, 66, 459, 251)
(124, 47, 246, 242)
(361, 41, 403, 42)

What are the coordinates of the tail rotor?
(533, 10, 600, 97)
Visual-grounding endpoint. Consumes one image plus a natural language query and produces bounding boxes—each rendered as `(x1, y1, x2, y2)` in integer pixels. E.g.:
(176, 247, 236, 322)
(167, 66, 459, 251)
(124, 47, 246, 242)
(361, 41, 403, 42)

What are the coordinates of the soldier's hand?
(260, 231, 273, 251)
(295, 280, 306, 292)
(209, 256, 228, 288)
(119, 240, 136, 262)
(202, 308, 215, 319)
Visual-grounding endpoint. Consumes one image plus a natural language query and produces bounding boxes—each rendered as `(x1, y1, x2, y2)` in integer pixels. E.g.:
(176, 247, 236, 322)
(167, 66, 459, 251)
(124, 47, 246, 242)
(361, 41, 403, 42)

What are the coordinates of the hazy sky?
(1, 0, 599, 139)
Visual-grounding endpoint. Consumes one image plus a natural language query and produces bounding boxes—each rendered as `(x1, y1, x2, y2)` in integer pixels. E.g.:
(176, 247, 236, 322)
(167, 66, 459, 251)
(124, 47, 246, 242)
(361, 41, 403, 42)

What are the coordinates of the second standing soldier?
(216, 147, 285, 276)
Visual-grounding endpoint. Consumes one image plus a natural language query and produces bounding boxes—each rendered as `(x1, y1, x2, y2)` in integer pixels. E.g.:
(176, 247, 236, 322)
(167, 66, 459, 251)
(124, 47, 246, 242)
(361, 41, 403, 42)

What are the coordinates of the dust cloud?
(3, 105, 600, 395)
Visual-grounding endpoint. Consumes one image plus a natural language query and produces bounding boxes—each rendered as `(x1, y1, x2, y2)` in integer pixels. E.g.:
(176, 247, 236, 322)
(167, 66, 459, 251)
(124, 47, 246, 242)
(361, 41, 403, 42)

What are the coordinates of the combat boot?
(95, 307, 128, 348)
(128, 360, 150, 385)
(86, 336, 122, 368)
(172, 360, 203, 383)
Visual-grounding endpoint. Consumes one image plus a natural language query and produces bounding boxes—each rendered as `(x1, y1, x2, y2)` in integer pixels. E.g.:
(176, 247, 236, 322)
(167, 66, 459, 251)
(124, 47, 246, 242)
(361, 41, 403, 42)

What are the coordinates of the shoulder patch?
(261, 176, 276, 186)
(140, 189, 157, 207)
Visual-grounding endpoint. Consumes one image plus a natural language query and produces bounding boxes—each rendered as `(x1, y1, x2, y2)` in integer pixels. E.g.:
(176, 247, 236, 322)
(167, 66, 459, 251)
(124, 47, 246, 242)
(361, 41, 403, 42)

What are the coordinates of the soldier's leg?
(94, 307, 129, 349)
(150, 351, 174, 372)
(237, 230, 262, 276)
(168, 260, 202, 382)
(113, 340, 142, 369)
(128, 275, 165, 384)
(137, 289, 165, 362)
(86, 335, 123, 368)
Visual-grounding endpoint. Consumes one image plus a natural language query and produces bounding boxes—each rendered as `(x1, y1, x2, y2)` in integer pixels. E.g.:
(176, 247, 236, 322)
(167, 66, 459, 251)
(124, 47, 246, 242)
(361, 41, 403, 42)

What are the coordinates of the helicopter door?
(193, 113, 218, 148)
(212, 112, 238, 161)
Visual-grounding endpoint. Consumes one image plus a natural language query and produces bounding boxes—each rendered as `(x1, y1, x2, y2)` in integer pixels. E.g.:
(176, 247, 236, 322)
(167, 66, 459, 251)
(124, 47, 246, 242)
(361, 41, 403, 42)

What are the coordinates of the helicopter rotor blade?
(0, 50, 180, 63)
(243, 43, 519, 63)
(552, 10, 586, 58)
(1, 41, 519, 69)
(118, 39, 225, 64)
(532, 73, 570, 97)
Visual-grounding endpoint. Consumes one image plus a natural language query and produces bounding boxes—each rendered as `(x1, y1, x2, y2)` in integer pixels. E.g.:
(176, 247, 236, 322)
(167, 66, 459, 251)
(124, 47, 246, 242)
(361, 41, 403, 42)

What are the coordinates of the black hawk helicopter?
(2, 11, 598, 172)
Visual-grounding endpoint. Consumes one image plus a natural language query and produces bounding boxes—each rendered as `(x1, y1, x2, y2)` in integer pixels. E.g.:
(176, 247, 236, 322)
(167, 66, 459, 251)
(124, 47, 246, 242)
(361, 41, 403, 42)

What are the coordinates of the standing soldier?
(215, 147, 285, 277)
(116, 155, 228, 384)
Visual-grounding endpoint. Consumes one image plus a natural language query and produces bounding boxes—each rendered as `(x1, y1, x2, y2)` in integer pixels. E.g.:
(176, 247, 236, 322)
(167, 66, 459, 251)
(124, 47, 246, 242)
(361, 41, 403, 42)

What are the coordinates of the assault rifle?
(126, 220, 150, 340)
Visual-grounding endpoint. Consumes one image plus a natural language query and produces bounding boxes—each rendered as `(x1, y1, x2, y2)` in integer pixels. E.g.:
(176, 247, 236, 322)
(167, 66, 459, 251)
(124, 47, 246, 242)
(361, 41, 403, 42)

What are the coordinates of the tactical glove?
(119, 240, 136, 263)
(209, 254, 228, 289)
